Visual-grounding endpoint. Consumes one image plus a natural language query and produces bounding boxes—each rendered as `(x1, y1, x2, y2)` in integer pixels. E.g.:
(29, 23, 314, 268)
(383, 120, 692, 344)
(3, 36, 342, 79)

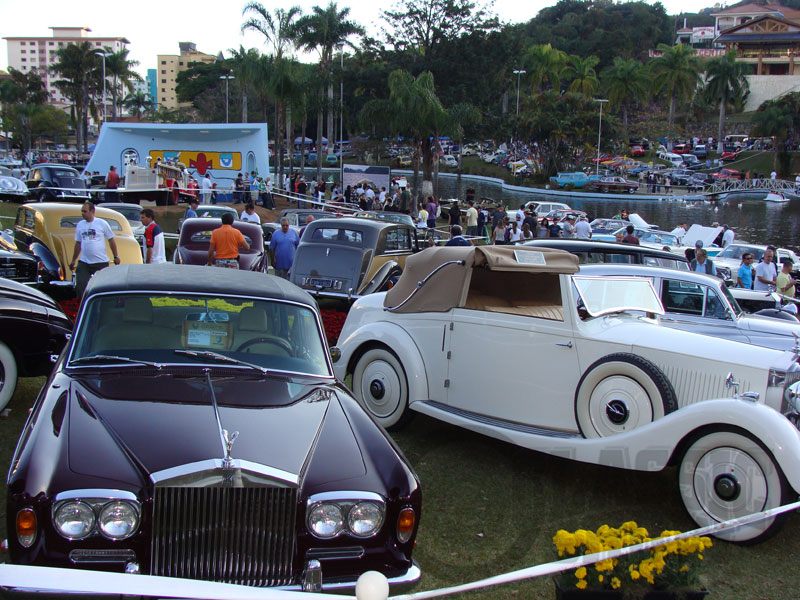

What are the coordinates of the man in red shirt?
(105, 166, 120, 202)
(207, 212, 249, 269)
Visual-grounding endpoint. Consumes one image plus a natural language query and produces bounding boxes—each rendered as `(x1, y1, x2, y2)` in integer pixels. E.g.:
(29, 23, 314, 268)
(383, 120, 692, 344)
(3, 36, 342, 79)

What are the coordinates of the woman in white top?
(507, 221, 524, 244)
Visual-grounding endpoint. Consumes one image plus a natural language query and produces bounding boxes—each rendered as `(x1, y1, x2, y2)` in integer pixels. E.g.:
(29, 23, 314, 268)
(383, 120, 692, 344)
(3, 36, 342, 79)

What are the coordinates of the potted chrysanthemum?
(553, 521, 711, 599)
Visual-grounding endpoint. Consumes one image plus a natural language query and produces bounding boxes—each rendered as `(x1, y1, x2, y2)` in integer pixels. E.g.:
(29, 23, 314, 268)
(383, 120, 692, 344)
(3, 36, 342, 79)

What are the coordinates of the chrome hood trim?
(150, 458, 299, 488)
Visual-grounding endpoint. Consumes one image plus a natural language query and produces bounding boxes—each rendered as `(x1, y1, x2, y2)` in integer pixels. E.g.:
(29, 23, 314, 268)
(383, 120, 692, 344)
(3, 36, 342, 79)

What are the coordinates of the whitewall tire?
(0, 341, 18, 412)
(678, 431, 792, 543)
(575, 353, 677, 438)
(352, 348, 412, 430)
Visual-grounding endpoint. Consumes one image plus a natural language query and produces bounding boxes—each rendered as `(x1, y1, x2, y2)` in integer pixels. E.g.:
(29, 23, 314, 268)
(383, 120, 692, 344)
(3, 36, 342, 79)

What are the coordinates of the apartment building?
(156, 42, 216, 110)
(4, 27, 129, 108)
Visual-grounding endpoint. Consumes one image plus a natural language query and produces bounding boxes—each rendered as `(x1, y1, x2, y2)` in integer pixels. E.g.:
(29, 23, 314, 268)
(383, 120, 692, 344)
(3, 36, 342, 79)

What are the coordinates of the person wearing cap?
(685, 239, 703, 262)
(575, 215, 592, 239)
(691, 247, 717, 276)
(562, 216, 576, 238)
(722, 224, 735, 248)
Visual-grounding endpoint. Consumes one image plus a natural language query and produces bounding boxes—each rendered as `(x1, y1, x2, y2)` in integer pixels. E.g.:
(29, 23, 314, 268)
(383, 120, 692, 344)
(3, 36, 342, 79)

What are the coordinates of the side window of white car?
(703, 288, 730, 320)
(662, 280, 703, 315)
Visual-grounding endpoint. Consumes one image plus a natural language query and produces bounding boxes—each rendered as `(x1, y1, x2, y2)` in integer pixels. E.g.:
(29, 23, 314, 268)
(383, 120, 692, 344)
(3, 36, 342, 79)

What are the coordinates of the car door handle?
(556, 341, 573, 348)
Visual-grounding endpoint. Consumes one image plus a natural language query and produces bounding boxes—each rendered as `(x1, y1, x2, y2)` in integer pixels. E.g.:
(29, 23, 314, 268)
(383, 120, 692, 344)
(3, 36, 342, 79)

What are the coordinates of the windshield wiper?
(173, 350, 269, 375)
(69, 354, 163, 369)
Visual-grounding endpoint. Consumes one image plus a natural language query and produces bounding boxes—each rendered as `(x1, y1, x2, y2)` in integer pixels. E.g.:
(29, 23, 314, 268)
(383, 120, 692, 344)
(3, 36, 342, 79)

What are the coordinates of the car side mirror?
(329, 346, 341, 363)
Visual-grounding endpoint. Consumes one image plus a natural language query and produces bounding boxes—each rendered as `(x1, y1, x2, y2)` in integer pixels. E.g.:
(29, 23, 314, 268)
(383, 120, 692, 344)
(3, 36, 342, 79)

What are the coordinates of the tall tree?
(0, 68, 48, 160)
(122, 91, 154, 120)
(602, 57, 649, 144)
(649, 43, 701, 141)
(51, 41, 102, 153)
(242, 2, 303, 187)
(704, 50, 750, 154)
(295, 2, 364, 180)
(524, 44, 567, 92)
(752, 99, 794, 175)
(227, 46, 263, 123)
(104, 48, 142, 122)
(564, 55, 600, 96)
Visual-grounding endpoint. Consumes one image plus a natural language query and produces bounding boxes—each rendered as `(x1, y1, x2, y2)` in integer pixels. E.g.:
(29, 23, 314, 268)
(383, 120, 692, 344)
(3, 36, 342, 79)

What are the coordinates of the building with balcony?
(156, 42, 217, 110)
(4, 27, 129, 109)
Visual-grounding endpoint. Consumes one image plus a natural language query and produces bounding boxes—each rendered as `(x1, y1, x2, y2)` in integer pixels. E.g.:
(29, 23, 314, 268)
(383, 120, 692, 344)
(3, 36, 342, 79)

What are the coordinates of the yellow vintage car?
(13, 203, 142, 294)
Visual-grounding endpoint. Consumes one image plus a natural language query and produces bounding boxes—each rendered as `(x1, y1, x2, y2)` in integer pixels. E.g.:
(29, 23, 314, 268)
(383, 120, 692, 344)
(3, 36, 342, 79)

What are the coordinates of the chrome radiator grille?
(151, 486, 297, 586)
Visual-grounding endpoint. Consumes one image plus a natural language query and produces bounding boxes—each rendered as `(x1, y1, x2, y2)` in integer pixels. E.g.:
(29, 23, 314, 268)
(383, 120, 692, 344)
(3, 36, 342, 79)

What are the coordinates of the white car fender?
(333, 320, 429, 403)
(416, 398, 800, 492)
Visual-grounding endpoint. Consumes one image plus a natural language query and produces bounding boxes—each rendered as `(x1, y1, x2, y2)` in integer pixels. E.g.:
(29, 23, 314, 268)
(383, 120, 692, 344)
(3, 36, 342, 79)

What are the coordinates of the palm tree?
(704, 50, 750, 154)
(122, 91, 153, 120)
(524, 44, 567, 93)
(0, 68, 48, 160)
(602, 58, 649, 145)
(564, 55, 600, 96)
(227, 46, 263, 123)
(752, 100, 793, 175)
(51, 41, 101, 152)
(294, 2, 364, 180)
(649, 43, 701, 141)
(104, 48, 142, 122)
(242, 2, 302, 188)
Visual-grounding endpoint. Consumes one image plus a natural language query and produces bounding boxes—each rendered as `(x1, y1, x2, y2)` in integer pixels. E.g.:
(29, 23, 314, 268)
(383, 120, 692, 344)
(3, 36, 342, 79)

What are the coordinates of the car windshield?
(70, 293, 330, 377)
(196, 208, 235, 219)
(718, 245, 764, 261)
(111, 207, 143, 222)
(190, 230, 256, 246)
(638, 230, 679, 245)
(52, 169, 79, 177)
(573, 276, 664, 317)
(59, 216, 123, 231)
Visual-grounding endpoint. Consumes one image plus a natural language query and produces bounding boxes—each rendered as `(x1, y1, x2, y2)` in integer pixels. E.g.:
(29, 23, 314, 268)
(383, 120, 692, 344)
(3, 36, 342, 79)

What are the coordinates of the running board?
(415, 400, 580, 439)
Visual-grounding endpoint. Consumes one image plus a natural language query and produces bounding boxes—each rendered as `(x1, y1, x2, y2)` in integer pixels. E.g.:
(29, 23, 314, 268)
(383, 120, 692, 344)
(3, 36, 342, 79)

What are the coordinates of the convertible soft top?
(86, 263, 316, 306)
(383, 245, 578, 313)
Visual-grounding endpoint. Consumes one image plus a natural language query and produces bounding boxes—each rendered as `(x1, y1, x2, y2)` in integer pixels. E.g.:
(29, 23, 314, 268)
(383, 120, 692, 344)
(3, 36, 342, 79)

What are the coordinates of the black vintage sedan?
(24, 164, 92, 203)
(6, 264, 421, 592)
(0, 277, 72, 410)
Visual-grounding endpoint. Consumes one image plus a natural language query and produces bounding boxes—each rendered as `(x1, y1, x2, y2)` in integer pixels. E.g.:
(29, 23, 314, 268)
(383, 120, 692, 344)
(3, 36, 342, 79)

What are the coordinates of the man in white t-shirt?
(201, 174, 213, 203)
(575, 216, 592, 239)
(69, 202, 120, 298)
(754, 248, 778, 291)
(770, 170, 777, 180)
(721, 224, 735, 248)
(240, 203, 261, 224)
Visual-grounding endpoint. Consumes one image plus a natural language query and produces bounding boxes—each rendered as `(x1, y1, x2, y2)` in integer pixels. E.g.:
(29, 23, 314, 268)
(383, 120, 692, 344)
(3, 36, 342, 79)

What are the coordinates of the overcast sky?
(1, 0, 717, 78)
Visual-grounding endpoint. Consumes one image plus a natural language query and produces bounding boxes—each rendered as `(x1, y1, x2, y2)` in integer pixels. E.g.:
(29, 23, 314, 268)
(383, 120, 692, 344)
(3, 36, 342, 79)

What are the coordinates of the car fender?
(415, 397, 800, 492)
(28, 241, 61, 278)
(360, 260, 402, 295)
(334, 320, 429, 404)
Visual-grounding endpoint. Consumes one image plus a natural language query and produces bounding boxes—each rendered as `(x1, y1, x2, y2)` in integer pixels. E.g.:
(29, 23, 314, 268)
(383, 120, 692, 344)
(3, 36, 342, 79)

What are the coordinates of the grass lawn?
(1, 376, 799, 598)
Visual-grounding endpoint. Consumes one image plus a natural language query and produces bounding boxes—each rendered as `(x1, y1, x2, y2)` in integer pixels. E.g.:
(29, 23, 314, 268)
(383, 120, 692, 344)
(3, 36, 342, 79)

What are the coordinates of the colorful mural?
(149, 151, 242, 175)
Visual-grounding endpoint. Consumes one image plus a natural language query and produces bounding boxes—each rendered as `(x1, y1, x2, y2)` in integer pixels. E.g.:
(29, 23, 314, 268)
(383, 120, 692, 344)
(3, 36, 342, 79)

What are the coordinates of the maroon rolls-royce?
(6, 264, 421, 592)
(173, 217, 269, 272)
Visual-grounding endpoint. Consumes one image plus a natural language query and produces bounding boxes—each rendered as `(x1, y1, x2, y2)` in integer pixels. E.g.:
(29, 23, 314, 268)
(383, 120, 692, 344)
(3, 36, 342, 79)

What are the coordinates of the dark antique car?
(0, 233, 37, 284)
(290, 218, 420, 300)
(6, 264, 421, 591)
(24, 164, 92, 203)
(173, 217, 268, 272)
(0, 276, 72, 410)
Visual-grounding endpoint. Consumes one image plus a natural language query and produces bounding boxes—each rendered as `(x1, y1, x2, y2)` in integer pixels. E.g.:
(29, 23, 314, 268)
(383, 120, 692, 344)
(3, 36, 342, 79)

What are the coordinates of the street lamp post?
(95, 51, 112, 124)
(594, 98, 609, 177)
(513, 69, 526, 116)
(219, 75, 235, 123)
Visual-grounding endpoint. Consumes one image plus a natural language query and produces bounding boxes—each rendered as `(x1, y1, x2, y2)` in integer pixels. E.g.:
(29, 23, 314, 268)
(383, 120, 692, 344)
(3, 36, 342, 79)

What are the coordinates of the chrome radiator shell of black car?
(151, 485, 297, 586)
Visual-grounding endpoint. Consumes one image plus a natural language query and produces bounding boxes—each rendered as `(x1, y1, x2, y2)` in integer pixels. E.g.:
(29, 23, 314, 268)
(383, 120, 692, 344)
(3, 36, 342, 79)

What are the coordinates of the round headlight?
(98, 502, 139, 539)
(54, 501, 95, 539)
(347, 501, 384, 537)
(307, 503, 344, 538)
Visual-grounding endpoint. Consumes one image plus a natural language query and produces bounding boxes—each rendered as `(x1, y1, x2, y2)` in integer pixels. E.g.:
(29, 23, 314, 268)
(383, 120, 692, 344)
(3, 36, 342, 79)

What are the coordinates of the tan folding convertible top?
(383, 245, 579, 314)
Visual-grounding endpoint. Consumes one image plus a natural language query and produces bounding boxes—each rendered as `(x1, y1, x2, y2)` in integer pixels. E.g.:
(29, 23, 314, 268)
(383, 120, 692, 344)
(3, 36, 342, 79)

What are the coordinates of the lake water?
(434, 177, 800, 252)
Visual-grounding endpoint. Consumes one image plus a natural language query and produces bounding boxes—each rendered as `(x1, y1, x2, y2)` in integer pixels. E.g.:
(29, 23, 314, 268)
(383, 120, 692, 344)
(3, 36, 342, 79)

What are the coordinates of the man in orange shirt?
(207, 212, 249, 268)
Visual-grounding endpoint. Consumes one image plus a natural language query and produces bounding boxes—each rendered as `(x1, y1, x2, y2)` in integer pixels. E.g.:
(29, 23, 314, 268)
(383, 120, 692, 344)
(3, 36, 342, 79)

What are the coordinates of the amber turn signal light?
(16, 508, 37, 548)
(397, 507, 415, 543)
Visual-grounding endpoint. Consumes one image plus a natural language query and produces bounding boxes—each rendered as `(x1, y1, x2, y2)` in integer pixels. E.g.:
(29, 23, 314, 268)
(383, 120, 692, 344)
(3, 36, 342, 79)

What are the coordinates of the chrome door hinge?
(444, 379, 450, 388)
(449, 322, 454, 330)
(446, 351, 451, 359)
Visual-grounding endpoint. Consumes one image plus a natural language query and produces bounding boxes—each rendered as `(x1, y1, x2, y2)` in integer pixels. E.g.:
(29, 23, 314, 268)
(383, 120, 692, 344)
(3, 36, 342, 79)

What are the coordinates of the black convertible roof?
(85, 263, 317, 307)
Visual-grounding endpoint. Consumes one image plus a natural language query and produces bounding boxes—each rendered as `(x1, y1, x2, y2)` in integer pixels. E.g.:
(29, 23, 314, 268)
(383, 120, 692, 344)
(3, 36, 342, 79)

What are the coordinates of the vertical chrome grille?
(151, 486, 297, 586)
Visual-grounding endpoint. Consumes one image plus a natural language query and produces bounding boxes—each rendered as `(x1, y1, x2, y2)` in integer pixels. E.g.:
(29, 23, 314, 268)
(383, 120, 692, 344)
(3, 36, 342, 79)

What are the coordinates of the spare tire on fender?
(575, 353, 678, 438)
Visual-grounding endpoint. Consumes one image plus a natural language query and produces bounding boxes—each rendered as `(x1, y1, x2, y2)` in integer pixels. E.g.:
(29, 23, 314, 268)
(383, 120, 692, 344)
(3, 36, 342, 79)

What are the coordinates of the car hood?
(0, 274, 61, 310)
(66, 376, 364, 485)
(738, 313, 800, 338)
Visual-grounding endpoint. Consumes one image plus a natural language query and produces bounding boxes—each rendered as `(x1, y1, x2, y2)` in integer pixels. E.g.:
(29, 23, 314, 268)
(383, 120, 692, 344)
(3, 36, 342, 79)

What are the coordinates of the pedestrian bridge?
(701, 178, 799, 196)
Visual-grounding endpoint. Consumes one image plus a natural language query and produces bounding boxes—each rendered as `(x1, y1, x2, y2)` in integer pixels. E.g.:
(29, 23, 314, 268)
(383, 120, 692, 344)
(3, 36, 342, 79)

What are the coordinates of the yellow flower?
(611, 577, 622, 590)
(621, 521, 638, 531)
(680, 565, 689, 573)
(576, 579, 588, 590)
(575, 567, 587, 580)
(630, 570, 641, 580)
(598, 575, 604, 583)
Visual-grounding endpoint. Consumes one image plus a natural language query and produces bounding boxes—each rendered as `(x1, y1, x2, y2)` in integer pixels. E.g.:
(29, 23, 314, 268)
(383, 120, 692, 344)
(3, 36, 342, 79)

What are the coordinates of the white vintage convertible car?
(332, 245, 800, 543)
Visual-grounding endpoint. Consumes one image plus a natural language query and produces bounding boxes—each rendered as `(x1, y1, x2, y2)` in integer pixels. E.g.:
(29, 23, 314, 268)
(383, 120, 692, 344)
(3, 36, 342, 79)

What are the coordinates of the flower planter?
(554, 578, 709, 600)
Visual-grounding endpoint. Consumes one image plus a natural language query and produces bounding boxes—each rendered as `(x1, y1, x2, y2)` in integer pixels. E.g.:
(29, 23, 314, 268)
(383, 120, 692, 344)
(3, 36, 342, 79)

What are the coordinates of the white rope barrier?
(0, 500, 797, 599)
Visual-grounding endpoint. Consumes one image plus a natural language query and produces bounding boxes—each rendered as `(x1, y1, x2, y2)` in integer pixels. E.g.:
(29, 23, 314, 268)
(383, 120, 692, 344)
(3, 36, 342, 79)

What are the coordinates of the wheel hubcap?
(605, 399, 629, 424)
(714, 473, 741, 502)
(369, 379, 385, 399)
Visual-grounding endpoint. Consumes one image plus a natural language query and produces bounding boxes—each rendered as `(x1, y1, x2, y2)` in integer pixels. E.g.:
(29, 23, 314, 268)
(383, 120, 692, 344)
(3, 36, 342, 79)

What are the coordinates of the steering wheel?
(236, 336, 294, 355)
